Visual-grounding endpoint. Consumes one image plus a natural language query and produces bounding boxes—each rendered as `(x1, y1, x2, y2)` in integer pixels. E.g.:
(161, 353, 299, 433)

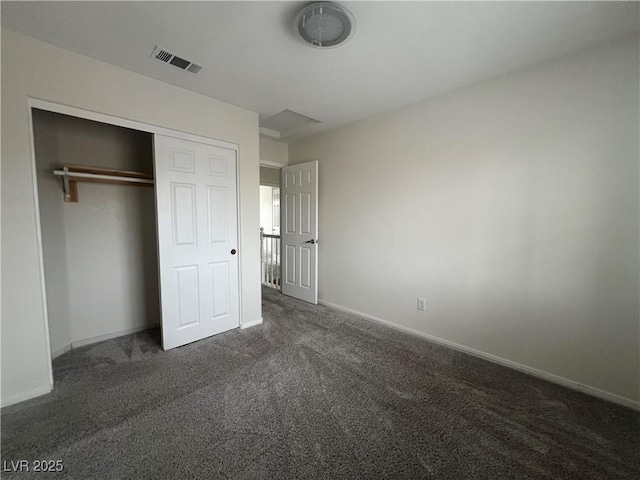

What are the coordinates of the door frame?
(26, 97, 244, 387)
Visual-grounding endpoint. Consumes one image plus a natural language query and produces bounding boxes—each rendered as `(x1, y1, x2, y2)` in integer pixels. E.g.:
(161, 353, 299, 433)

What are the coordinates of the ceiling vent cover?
(151, 46, 203, 74)
(295, 2, 355, 48)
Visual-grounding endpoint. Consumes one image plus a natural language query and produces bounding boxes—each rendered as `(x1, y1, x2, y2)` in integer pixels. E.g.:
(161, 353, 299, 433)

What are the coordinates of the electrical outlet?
(417, 297, 426, 311)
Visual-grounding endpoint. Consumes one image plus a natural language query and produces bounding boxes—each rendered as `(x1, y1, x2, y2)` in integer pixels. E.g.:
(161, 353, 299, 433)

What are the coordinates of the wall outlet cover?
(417, 297, 426, 311)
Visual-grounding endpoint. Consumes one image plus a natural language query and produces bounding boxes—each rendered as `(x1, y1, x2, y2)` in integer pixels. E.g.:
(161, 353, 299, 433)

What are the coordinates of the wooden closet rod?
(54, 170, 154, 184)
(53, 165, 154, 203)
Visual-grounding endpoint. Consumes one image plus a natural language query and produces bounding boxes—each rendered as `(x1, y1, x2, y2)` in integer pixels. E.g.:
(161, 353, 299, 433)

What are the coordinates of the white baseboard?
(71, 324, 158, 349)
(241, 318, 263, 329)
(318, 299, 640, 411)
(1, 383, 53, 408)
(52, 324, 159, 359)
(51, 344, 72, 360)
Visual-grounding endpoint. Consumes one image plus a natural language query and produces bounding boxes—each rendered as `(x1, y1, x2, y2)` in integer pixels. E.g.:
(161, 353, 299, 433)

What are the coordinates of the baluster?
(268, 237, 273, 287)
(260, 228, 265, 285)
(276, 236, 280, 287)
(272, 237, 276, 288)
(260, 230, 282, 290)
(270, 237, 275, 287)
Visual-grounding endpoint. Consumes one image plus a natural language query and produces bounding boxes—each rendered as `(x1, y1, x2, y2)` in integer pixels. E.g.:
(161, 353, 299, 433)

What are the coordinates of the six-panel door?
(154, 135, 239, 350)
(281, 161, 318, 304)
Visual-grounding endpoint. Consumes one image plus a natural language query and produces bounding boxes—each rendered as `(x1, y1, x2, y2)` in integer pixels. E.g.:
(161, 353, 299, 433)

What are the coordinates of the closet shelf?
(53, 164, 154, 203)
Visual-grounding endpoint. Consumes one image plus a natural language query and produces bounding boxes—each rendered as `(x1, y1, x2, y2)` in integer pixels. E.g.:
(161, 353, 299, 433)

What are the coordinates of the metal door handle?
(231, 249, 237, 255)
(305, 239, 316, 244)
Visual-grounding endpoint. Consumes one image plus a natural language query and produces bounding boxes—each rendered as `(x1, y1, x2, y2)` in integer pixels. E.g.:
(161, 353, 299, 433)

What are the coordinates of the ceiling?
(2, 1, 638, 142)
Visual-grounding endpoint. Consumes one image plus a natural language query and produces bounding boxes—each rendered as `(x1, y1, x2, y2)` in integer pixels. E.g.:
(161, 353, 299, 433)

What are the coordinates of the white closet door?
(154, 134, 239, 350)
(281, 161, 318, 304)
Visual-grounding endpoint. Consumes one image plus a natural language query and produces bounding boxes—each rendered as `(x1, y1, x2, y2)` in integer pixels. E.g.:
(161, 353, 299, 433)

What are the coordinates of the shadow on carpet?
(2, 287, 639, 479)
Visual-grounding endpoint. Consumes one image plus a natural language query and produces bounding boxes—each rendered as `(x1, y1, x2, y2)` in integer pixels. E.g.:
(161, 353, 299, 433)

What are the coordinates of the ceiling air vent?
(186, 63, 203, 74)
(150, 46, 203, 74)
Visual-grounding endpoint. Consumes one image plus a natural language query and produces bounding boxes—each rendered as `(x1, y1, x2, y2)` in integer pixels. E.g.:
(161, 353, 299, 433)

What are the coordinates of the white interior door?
(154, 134, 239, 350)
(281, 161, 318, 304)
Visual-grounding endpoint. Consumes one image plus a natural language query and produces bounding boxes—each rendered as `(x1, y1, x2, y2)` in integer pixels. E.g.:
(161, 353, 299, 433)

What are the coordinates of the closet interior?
(33, 109, 160, 359)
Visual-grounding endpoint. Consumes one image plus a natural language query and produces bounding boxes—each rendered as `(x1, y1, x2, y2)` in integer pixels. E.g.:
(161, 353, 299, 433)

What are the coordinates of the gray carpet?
(2, 287, 639, 479)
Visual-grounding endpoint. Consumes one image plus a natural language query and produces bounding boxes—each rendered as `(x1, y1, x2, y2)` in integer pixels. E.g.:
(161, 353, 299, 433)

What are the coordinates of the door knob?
(304, 239, 316, 244)
(231, 249, 237, 255)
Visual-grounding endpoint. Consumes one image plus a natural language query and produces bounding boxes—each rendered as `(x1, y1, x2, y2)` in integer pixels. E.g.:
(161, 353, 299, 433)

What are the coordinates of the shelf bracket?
(61, 166, 79, 203)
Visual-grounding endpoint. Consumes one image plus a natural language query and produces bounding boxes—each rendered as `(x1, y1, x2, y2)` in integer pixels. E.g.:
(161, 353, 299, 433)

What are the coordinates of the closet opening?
(32, 108, 161, 364)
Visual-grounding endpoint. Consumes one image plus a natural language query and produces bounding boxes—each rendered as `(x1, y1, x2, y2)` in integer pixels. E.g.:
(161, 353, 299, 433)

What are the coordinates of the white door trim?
(27, 98, 239, 151)
(260, 160, 286, 169)
(25, 102, 55, 394)
(25, 98, 246, 394)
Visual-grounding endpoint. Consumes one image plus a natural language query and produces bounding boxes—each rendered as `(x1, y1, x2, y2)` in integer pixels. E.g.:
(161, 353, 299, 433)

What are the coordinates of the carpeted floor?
(2, 287, 639, 479)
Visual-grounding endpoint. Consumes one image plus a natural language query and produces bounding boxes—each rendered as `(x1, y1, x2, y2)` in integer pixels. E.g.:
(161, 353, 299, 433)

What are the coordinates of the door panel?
(209, 261, 230, 318)
(207, 186, 228, 243)
(285, 194, 296, 233)
(171, 183, 197, 245)
(285, 245, 296, 285)
(176, 265, 199, 327)
(300, 247, 311, 288)
(281, 161, 318, 304)
(300, 193, 311, 233)
(155, 134, 239, 350)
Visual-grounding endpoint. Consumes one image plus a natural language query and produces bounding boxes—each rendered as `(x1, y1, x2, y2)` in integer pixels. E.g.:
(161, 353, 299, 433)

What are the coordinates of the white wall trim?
(234, 149, 245, 332)
(318, 299, 640, 411)
(27, 98, 239, 151)
(259, 127, 281, 139)
(26, 103, 55, 387)
(241, 318, 263, 329)
(1, 384, 53, 409)
(72, 324, 159, 349)
(51, 344, 72, 360)
(260, 160, 286, 169)
(51, 324, 160, 359)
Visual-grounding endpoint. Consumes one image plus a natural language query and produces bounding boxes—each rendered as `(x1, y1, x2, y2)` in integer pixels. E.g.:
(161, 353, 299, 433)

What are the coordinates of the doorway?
(260, 166, 282, 290)
(32, 109, 160, 359)
(258, 161, 319, 304)
(29, 101, 243, 388)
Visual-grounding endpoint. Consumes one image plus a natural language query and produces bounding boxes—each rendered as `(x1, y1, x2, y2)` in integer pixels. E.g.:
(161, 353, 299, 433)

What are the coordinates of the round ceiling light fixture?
(295, 2, 356, 49)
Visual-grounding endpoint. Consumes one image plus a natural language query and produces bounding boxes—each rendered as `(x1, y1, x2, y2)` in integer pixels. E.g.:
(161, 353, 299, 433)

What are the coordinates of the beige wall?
(1, 29, 261, 406)
(259, 137, 288, 165)
(33, 110, 159, 356)
(290, 35, 640, 405)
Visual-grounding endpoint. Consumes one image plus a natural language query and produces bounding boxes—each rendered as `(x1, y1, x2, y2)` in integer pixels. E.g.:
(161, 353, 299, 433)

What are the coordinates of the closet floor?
(52, 328, 163, 381)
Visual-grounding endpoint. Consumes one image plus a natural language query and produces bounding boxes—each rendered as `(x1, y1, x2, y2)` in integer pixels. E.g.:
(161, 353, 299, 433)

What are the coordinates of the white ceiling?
(2, 1, 638, 142)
